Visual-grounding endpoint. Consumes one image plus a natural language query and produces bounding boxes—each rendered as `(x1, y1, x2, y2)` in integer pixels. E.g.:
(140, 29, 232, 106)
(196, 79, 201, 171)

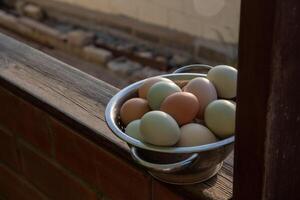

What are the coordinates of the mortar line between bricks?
(0, 160, 50, 200)
(151, 177, 154, 200)
(14, 134, 52, 200)
(45, 116, 56, 159)
(0, 123, 24, 179)
(18, 138, 106, 195)
(0, 124, 14, 136)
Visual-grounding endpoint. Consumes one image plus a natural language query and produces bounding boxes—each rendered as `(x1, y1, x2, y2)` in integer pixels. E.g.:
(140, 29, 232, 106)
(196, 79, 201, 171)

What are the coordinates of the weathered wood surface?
(234, 0, 300, 199)
(0, 32, 233, 199)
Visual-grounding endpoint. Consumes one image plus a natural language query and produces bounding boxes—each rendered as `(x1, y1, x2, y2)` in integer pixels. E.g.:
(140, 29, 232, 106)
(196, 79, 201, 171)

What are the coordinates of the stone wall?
(2, 0, 240, 64)
(52, 0, 241, 45)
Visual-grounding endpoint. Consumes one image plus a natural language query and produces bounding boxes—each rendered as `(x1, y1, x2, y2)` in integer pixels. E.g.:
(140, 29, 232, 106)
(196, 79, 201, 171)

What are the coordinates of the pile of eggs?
(120, 65, 237, 147)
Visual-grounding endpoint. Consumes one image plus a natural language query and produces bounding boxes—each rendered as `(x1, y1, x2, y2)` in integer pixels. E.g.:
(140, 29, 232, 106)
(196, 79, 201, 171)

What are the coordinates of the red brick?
(0, 87, 20, 132)
(0, 163, 47, 200)
(51, 118, 98, 186)
(0, 86, 53, 155)
(16, 99, 52, 155)
(51, 118, 152, 200)
(20, 143, 97, 200)
(94, 151, 151, 200)
(152, 181, 186, 200)
(0, 129, 20, 171)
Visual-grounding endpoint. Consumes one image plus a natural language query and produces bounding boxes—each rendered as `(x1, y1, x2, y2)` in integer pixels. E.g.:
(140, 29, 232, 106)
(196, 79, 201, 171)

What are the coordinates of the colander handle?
(130, 146, 198, 173)
(173, 64, 213, 74)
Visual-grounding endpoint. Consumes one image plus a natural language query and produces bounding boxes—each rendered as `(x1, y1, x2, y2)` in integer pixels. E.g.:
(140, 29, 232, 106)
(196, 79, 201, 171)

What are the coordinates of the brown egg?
(120, 98, 150, 125)
(160, 92, 199, 125)
(138, 77, 172, 99)
(184, 77, 217, 119)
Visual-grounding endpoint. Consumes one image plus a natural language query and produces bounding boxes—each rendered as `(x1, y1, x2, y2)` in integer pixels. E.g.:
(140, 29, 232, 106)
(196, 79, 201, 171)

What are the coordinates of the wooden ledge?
(0, 33, 233, 199)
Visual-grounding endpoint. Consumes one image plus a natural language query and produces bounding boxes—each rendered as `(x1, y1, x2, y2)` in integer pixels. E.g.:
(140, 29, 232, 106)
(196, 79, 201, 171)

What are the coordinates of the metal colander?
(105, 64, 234, 185)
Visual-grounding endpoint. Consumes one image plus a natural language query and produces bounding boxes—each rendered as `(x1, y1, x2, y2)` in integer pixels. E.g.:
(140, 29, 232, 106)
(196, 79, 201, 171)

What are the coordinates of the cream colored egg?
(178, 123, 218, 147)
(204, 100, 236, 138)
(138, 77, 172, 99)
(147, 82, 181, 110)
(207, 65, 237, 99)
(140, 111, 181, 146)
(125, 120, 143, 141)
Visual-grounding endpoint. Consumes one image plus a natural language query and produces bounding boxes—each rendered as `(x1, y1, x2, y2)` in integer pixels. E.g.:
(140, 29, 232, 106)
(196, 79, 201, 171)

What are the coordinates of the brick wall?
(0, 85, 186, 200)
(52, 0, 241, 45)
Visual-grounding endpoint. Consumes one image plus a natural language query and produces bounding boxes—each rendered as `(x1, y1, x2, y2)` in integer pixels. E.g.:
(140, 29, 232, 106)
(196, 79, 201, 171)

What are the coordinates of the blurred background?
(0, 0, 240, 88)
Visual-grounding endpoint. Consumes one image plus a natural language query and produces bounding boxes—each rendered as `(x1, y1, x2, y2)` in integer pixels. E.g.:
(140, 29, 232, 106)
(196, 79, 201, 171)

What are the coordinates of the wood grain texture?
(234, 0, 300, 199)
(0, 32, 233, 199)
(233, 0, 275, 199)
(264, 0, 300, 199)
(180, 155, 233, 200)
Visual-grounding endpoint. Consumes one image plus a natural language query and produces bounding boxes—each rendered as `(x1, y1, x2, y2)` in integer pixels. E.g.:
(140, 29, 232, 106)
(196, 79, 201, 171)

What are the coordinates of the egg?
(125, 120, 143, 141)
(177, 123, 218, 147)
(160, 92, 199, 125)
(204, 100, 236, 138)
(229, 100, 236, 105)
(120, 98, 150, 125)
(147, 81, 181, 110)
(184, 77, 217, 118)
(138, 77, 172, 99)
(207, 65, 237, 99)
(140, 111, 181, 146)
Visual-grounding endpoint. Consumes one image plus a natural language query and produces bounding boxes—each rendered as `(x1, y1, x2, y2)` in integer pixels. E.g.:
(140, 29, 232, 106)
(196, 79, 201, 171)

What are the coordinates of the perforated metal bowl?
(105, 64, 234, 185)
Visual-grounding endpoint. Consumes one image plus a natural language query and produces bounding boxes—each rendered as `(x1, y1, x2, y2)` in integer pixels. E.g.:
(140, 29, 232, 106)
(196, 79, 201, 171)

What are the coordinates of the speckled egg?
(204, 100, 236, 138)
(125, 120, 143, 141)
(120, 98, 150, 125)
(207, 65, 237, 99)
(184, 77, 217, 118)
(177, 123, 218, 147)
(140, 111, 181, 146)
(160, 92, 199, 125)
(138, 77, 172, 99)
(147, 81, 181, 110)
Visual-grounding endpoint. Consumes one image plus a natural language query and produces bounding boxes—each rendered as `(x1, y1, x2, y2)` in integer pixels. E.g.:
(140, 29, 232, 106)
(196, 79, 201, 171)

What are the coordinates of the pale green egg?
(125, 120, 143, 141)
(140, 111, 181, 146)
(147, 81, 181, 110)
(207, 65, 237, 99)
(204, 100, 236, 138)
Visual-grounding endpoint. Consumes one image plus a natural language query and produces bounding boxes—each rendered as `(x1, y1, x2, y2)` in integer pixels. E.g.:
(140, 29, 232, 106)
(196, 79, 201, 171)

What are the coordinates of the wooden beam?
(234, 0, 300, 199)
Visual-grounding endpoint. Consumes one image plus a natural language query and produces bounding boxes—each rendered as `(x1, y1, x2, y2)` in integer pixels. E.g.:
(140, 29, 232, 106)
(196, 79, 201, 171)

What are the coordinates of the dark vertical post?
(234, 0, 300, 199)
